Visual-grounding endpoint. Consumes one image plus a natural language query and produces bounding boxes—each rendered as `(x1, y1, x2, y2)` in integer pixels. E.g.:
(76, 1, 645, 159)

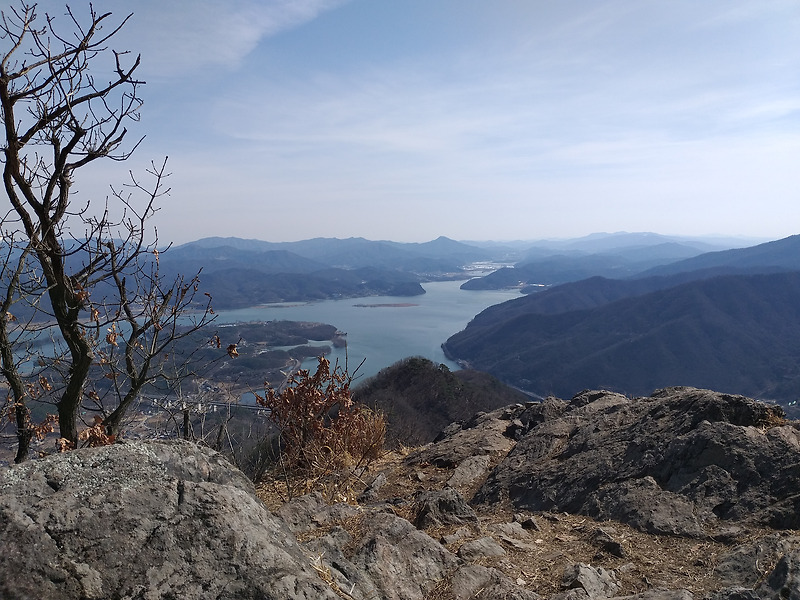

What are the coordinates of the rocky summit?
(1, 386, 799, 599)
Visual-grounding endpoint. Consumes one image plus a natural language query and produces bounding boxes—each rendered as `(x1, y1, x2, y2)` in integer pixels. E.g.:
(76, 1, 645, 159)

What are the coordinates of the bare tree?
(0, 2, 214, 461)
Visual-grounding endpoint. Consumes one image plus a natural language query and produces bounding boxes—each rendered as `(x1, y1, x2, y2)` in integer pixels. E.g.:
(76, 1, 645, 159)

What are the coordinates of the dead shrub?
(255, 356, 386, 502)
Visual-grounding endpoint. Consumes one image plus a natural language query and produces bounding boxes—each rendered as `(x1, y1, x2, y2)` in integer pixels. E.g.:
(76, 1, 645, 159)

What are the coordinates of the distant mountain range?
(195, 267, 425, 309)
(461, 232, 762, 291)
(160, 232, 759, 308)
(157, 231, 800, 409)
(444, 235, 800, 407)
(10, 230, 799, 412)
(171, 235, 490, 272)
(634, 234, 800, 278)
(159, 236, 494, 308)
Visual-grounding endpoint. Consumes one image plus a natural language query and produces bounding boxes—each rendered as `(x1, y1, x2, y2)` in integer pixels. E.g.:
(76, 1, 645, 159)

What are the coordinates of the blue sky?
(29, 1, 800, 244)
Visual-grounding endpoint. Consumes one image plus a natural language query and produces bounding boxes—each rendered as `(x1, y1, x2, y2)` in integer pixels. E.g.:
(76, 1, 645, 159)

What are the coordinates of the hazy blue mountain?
(463, 234, 790, 291)
(384, 236, 491, 262)
(523, 231, 755, 254)
(199, 267, 425, 309)
(168, 236, 488, 306)
(181, 237, 280, 252)
(444, 271, 800, 406)
(177, 233, 750, 279)
(456, 275, 682, 329)
(160, 246, 327, 276)
(635, 234, 800, 278)
(461, 232, 754, 265)
(461, 247, 705, 291)
(176, 236, 492, 273)
(166, 233, 799, 309)
(461, 254, 651, 290)
(289, 238, 421, 268)
(600, 241, 713, 262)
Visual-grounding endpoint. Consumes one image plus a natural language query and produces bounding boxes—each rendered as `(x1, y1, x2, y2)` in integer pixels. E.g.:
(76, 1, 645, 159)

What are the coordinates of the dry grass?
(256, 444, 795, 598)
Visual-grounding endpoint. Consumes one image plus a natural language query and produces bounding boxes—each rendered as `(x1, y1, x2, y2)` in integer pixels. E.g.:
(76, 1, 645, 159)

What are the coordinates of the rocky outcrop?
(0, 439, 536, 600)
(276, 489, 539, 600)
(0, 440, 340, 600)
(1, 386, 798, 600)
(397, 387, 800, 598)
(469, 387, 799, 538)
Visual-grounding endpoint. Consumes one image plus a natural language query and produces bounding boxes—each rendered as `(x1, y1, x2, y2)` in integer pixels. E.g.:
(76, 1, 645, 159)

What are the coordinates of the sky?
(20, 0, 800, 244)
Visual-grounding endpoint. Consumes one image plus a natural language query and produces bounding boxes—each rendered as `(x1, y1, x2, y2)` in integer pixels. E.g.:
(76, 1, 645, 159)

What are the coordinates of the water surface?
(212, 280, 521, 381)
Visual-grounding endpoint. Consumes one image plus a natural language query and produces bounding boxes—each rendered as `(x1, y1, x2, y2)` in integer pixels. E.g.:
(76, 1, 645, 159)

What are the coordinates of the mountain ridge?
(635, 233, 800, 278)
(463, 233, 796, 291)
(445, 270, 800, 406)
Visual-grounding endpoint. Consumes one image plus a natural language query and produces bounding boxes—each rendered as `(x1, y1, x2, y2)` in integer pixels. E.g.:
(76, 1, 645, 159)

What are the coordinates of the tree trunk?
(14, 410, 32, 464)
(183, 409, 191, 440)
(0, 311, 32, 463)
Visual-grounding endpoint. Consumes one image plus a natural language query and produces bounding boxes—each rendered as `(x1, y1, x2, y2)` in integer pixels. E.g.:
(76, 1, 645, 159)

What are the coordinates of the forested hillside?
(445, 271, 800, 406)
(353, 357, 529, 445)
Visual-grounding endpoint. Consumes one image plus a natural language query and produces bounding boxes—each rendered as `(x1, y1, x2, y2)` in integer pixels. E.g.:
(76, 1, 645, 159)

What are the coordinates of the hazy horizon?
(176, 230, 777, 248)
(27, 1, 800, 245)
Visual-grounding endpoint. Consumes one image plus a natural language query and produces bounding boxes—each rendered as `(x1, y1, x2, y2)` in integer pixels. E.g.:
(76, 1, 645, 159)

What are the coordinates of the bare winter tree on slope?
(0, 2, 214, 462)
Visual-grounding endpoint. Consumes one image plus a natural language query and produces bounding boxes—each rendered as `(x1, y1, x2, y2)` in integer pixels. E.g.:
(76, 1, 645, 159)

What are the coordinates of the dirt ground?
(256, 447, 791, 598)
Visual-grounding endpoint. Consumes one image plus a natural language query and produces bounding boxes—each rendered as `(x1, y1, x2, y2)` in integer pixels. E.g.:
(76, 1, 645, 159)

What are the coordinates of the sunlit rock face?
(472, 387, 800, 537)
(0, 440, 340, 600)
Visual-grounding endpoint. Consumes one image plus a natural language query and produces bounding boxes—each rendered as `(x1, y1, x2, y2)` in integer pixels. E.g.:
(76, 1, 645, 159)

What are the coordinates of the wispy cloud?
(27, 1, 800, 242)
(92, 0, 350, 77)
(209, 37, 797, 175)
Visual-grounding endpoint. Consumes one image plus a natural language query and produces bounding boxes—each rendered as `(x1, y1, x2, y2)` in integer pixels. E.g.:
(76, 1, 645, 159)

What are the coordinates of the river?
(211, 280, 521, 382)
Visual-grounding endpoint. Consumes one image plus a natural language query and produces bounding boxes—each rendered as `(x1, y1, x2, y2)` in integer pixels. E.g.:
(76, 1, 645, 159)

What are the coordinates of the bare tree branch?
(1, 2, 216, 460)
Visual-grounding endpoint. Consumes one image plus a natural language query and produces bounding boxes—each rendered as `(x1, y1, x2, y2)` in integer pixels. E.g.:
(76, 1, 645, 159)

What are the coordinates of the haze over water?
(212, 280, 521, 382)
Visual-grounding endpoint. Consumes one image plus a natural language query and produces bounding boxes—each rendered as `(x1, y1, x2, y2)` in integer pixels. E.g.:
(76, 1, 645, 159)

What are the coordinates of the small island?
(352, 303, 419, 308)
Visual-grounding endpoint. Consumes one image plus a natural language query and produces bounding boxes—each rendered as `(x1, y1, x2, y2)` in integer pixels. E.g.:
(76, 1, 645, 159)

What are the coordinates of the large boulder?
(0, 440, 340, 600)
(472, 387, 800, 537)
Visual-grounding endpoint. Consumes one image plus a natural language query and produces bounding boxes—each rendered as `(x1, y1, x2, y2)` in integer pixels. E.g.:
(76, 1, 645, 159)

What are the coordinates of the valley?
(5, 230, 800, 460)
(164, 232, 800, 415)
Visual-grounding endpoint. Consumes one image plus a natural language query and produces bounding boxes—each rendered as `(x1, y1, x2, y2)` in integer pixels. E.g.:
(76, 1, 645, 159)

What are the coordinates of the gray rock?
(450, 564, 542, 599)
(307, 510, 461, 600)
(474, 388, 799, 537)
(515, 513, 542, 531)
(413, 487, 480, 529)
(561, 562, 620, 599)
(591, 527, 627, 559)
(715, 534, 800, 588)
(617, 591, 694, 600)
(0, 438, 540, 600)
(441, 526, 472, 545)
(447, 454, 492, 488)
(305, 527, 380, 600)
(704, 588, 759, 600)
(277, 489, 360, 532)
(514, 396, 569, 436)
(589, 477, 704, 537)
(296, 502, 539, 600)
(405, 404, 523, 468)
(551, 590, 591, 600)
(757, 546, 800, 600)
(487, 521, 539, 551)
(458, 536, 507, 560)
(358, 471, 388, 502)
(0, 440, 339, 600)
